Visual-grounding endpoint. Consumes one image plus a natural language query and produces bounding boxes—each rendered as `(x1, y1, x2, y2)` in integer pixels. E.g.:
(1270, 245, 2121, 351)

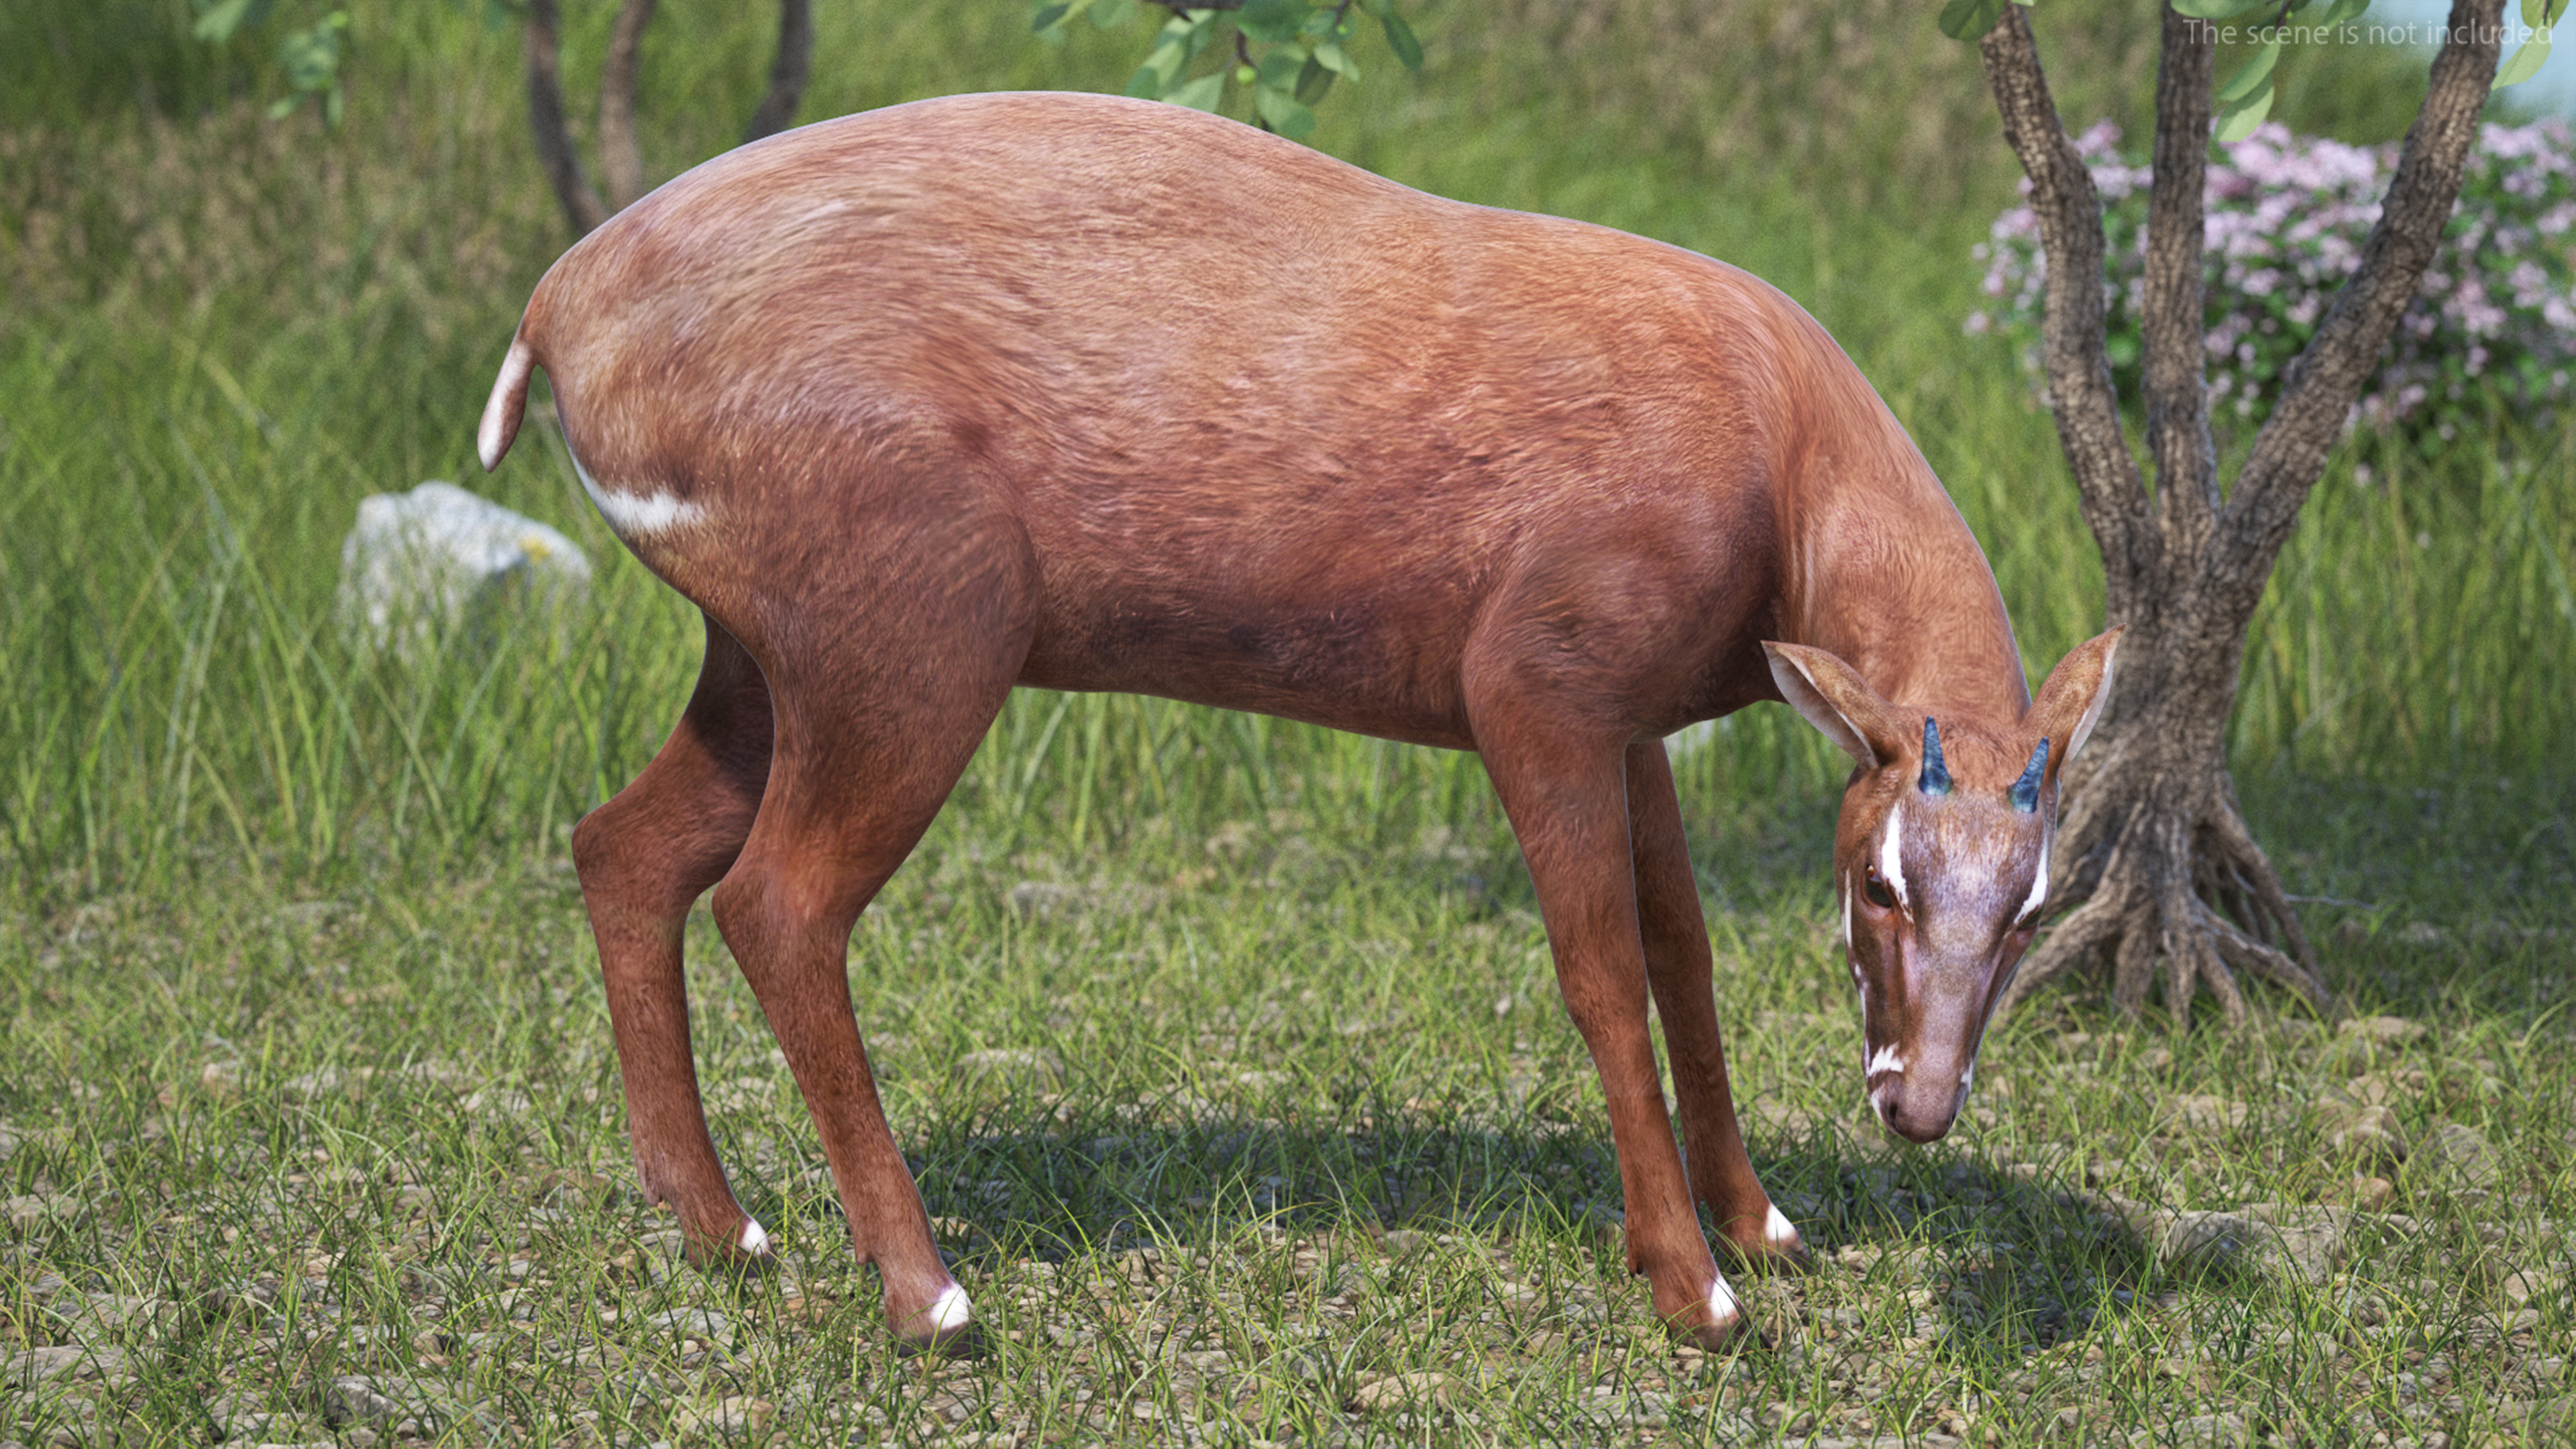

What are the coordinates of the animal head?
(1762, 629, 2122, 1144)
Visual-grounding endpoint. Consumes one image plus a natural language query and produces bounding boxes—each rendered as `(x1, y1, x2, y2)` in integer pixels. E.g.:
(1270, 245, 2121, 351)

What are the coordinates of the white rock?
(337, 481, 590, 656)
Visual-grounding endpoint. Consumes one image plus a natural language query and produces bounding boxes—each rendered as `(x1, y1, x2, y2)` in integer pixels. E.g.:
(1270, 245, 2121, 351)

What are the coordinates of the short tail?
(478, 336, 538, 472)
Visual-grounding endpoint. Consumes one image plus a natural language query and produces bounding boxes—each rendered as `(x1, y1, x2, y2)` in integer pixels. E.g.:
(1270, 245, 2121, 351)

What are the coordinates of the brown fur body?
(480, 92, 2118, 1350)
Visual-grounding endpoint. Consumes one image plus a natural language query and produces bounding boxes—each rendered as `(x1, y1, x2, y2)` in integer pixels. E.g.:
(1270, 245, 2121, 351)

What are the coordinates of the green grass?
(4, 1, 2575, 1445)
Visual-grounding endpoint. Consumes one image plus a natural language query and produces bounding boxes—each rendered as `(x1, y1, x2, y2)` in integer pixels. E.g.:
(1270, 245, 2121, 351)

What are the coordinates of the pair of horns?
(1917, 716, 2048, 812)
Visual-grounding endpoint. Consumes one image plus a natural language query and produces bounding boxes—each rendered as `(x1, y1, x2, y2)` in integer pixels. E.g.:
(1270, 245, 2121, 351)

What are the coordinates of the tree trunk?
(522, 0, 814, 239)
(1978, 0, 2506, 1025)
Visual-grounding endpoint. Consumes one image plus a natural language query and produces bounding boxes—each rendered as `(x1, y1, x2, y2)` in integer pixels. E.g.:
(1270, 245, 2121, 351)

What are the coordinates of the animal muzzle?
(1864, 1037, 1977, 1144)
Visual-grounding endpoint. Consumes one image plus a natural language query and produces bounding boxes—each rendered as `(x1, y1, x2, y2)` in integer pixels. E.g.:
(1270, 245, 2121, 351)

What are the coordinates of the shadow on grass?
(745, 1106, 2157, 1357)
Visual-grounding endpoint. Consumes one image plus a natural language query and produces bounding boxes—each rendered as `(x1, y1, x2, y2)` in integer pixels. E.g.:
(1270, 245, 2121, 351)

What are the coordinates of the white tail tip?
(478, 338, 537, 473)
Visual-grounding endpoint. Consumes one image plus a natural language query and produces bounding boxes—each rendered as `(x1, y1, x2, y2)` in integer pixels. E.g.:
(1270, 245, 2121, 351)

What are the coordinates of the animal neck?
(1774, 406, 2029, 726)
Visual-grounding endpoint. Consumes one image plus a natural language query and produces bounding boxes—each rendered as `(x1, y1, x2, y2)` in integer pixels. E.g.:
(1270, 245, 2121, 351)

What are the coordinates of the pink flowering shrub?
(1970, 119, 2576, 448)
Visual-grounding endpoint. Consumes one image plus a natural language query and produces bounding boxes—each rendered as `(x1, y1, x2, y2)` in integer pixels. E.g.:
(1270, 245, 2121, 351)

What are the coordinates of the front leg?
(1626, 741, 1807, 1271)
(1472, 710, 1749, 1350)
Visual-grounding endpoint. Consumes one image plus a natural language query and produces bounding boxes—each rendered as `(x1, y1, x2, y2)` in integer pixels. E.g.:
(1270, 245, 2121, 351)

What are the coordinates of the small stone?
(669, 1395, 774, 1440)
(2162, 1094, 2249, 1132)
(9, 1346, 131, 1389)
(337, 480, 592, 657)
(2339, 1015, 2426, 1046)
(2320, 1102, 2409, 1163)
(642, 1308, 734, 1348)
(1381, 1230, 1429, 1260)
(1350, 1372, 1456, 1413)
(2414, 1122, 2500, 1189)
(200, 1060, 246, 1098)
(318, 1375, 447, 1432)
(3, 1195, 65, 1234)
(2499, 1269, 2557, 1306)
(282, 1067, 374, 1103)
(949, 1048, 1065, 1097)
(2343, 1175, 2397, 1212)
(460, 1087, 533, 1118)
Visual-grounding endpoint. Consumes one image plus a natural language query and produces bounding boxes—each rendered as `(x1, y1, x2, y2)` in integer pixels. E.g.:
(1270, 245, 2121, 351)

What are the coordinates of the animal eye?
(1862, 870, 1897, 911)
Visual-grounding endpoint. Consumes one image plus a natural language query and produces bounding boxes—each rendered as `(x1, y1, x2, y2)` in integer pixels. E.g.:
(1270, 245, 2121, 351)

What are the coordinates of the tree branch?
(524, 0, 608, 237)
(2209, 0, 2504, 623)
(2141, 5, 2218, 557)
(743, 0, 814, 145)
(599, 0, 661, 213)
(1977, 6, 2155, 625)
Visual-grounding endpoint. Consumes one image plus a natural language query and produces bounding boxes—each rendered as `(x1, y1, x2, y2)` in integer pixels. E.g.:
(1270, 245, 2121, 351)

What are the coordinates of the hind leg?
(572, 613, 776, 1264)
(707, 547, 1031, 1352)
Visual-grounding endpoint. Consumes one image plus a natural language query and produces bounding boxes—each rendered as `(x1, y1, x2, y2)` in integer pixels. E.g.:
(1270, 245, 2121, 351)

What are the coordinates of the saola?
(478, 91, 2119, 1351)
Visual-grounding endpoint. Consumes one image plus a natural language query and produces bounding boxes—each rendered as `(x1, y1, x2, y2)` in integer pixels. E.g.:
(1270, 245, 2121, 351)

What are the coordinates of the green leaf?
(1936, 0, 2007, 42)
(1166, 71, 1225, 111)
(1256, 47, 1307, 89)
(2320, 0, 2370, 24)
(1293, 55, 1335, 104)
(2213, 79, 2273, 143)
(2522, 0, 2568, 27)
(191, 0, 269, 43)
(2494, 29, 2553, 89)
(323, 84, 343, 129)
(2169, 0, 2267, 16)
(2216, 36, 2281, 105)
(1380, 11, 1423, 68)
(1124, 63, 1167, 99)
(1030, 2, 1073, 34)
(1238, 0, 1309, 44)
(1313, 38, 1358, 78)
(1253, 85, 1317, 138)
(267, 93, 300, 119)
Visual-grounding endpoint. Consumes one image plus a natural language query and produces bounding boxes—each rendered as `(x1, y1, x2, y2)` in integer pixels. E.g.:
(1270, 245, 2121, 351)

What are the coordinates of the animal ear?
(2025, 626, 2123, 766)
(1762, 641, 1911, 770)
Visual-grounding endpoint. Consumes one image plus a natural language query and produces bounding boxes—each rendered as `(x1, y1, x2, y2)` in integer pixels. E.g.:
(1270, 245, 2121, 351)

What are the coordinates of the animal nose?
(1866, 1049, 1968, 1144)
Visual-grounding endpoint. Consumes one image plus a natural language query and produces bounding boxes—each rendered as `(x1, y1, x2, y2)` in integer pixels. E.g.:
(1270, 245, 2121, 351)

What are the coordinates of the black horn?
(1918, 716, 1950, 795)
(2010, 738, 2049, 812)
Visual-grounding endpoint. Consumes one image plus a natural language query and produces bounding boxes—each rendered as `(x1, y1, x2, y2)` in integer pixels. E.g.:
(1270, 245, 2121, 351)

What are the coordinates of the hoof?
(892, 1283, 981, 1359)
(1682, 1314, 1763, 1354)
(681, 1214, 778, 1273)
(1666, 1278, 1766, 1354)
(1722, 1203, 1812, 1275)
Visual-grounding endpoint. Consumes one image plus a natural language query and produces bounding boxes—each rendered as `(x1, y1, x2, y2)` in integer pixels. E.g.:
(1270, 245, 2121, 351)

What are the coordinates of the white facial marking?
(1878, 810, 1910, 910)
(926, 1282, 974, 1334)
(1706, 1275, 1739, 1324)
(1867, 1044, 1907, 1077)
(1764, 1204, 1798, 1248)
(1839, 885, 1854, 949)
(568, 445, 709, 538)
(2017, 837, 2052, 923)
(739, 1216, 771, 1256)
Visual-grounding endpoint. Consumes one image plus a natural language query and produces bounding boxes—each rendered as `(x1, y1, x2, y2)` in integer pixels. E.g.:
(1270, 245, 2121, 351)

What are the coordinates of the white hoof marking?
(926, 1282, 974, 1334)
(1707, 1276, 1739, 1324)
(1764, 1203, 1799, 1248)
(739, 1216, 771, 1256)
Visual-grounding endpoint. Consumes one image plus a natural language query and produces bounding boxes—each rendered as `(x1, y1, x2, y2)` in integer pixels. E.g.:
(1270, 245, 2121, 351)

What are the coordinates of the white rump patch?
(1764, 1203, 1799, 1248)
(1706, 1275, 1739, 1324)
(1866, 1044, 1907, 1077)
(739, 1216, 771, 1256)
(1878, 811, 1910, 909)
(926, 1282, 975, 1334)
(568, 445, 708, 538)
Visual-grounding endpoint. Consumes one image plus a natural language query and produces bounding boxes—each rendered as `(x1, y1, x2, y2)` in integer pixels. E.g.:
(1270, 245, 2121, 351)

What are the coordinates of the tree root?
(2002, 761, 2336, 1028)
